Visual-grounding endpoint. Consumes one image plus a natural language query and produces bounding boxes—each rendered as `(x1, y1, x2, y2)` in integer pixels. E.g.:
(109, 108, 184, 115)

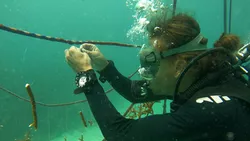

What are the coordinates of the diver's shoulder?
(189, 78, 250, 104)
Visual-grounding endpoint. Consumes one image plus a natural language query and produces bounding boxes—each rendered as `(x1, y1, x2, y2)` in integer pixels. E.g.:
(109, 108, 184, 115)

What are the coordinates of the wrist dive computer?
(74, 69, 97, 94)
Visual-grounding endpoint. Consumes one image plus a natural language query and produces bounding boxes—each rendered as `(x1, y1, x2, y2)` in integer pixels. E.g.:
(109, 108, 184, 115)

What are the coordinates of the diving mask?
(138, 46, 161, 80)
(138, 34, 208, 80)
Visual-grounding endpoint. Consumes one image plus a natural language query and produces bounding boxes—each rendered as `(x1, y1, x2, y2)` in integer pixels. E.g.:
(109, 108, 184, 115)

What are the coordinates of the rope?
(172, 0, 177, 16)
(160, 0, 178, 114)
(224, 0, 227, 33)
(0, 69, 139, 107)
(228, 0, 232, 33)
(223, 0, 233, 34)
(0, 23, 141, 107)
(0, 24, 142, 48)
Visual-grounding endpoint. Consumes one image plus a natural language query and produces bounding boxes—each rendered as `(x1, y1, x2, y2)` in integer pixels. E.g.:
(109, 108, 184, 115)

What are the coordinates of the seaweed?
(62, 135, 84, 141)
(78, 135, 84, 141)
(25, 84, 38, 130)
(79, 111, 88, 128)
(125, 102, 156, 119)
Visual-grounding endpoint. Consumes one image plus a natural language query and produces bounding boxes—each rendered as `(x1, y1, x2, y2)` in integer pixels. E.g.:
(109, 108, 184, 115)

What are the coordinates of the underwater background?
(0, 0, 249, 141)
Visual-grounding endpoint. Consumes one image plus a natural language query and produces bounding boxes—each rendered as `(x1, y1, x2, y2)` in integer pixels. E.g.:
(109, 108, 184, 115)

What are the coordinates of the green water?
(0, 0, 249, 141)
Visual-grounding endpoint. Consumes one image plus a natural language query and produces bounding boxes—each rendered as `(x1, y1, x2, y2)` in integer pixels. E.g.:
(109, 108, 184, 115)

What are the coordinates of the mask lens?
(138, 45, 160, 80)
(145, 52, 157, 63)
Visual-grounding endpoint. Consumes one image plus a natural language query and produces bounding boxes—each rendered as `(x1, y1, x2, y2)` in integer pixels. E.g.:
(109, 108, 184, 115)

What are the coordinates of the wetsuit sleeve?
(83, 79, 231, 141)
(98, 60, 170, 103)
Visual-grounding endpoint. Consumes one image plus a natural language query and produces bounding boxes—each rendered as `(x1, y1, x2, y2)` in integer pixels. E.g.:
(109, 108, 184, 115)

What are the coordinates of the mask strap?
(160, 34, 207, 58)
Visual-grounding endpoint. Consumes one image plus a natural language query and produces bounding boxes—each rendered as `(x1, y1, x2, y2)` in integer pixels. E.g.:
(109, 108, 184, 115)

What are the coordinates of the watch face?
(79, 76, 87, 87)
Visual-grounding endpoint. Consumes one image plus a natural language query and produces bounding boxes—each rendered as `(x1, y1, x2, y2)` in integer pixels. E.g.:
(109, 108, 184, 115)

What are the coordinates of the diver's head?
(139, 13, 242, 97)
(214, 33, 241, 52)
(145, 13, 207, 96)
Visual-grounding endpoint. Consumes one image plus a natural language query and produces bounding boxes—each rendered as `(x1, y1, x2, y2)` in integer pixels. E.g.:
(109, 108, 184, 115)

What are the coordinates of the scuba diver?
(64, 13, 250, 141)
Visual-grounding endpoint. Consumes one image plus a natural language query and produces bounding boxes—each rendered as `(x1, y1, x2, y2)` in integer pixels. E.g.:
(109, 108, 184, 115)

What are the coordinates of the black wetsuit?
(81, 61, 250, 141)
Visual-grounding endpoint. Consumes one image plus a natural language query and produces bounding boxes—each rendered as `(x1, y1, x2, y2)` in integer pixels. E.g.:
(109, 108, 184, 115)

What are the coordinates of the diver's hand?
(65, 46, 92, 72)
(80, 43, 109, 71)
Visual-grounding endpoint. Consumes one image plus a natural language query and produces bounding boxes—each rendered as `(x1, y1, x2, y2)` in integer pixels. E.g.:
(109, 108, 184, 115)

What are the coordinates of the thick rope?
(0, 23, 142, 107)
(0, 24, 142, 48)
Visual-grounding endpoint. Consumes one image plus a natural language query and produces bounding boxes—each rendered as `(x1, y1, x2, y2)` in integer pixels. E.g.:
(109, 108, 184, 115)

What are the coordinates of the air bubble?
(126, 0, 167, 42)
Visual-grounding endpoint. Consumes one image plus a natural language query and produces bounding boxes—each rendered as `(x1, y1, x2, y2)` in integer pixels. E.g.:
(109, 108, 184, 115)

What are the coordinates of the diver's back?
(232, 99, 250, 141)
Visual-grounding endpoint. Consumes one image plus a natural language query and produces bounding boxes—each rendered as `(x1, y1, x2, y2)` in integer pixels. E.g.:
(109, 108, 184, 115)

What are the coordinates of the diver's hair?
(146, 13, 241, 78)
(208, 33, 242, 72)
(214, 33, 241, 52)
(146, 13, 208, 51)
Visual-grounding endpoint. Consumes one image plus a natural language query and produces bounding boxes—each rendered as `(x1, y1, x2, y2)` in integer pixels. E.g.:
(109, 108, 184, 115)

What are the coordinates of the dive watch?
(74, 69, 97, 94)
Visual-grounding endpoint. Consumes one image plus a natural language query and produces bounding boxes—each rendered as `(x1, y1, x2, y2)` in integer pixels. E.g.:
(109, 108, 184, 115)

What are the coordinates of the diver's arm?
(83, 78, 230, 141)
(98, 60, 170, 103)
